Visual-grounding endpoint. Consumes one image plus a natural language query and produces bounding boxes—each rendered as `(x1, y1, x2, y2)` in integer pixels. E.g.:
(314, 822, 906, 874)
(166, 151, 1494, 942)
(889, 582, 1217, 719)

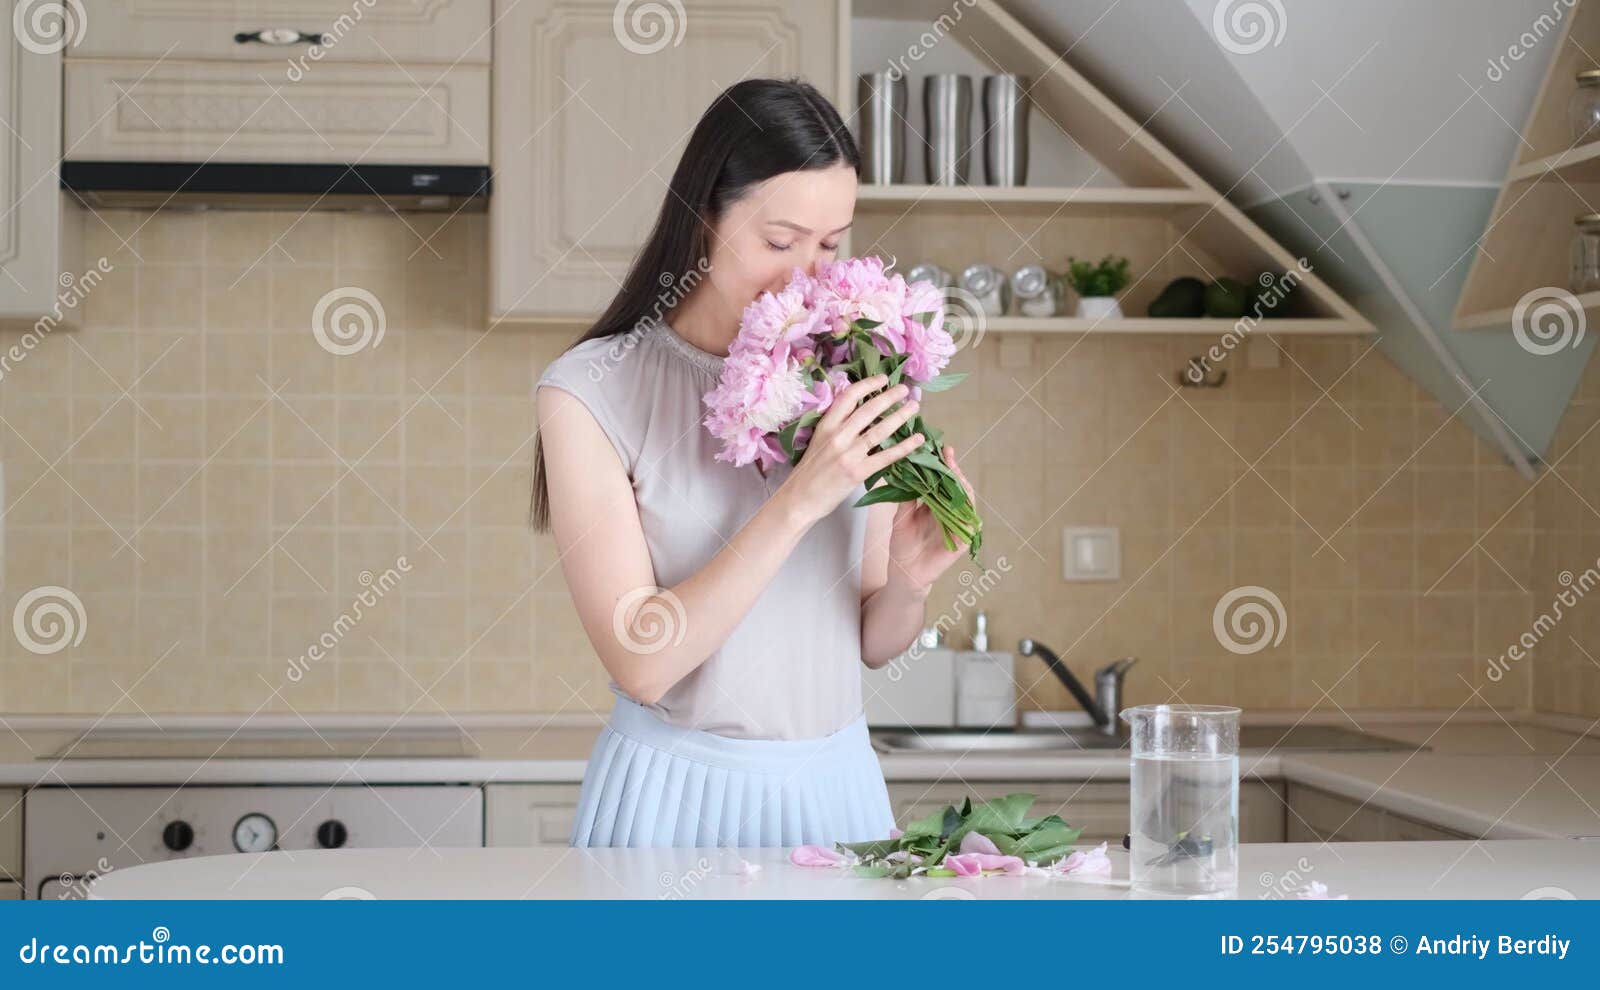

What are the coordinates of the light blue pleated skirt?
(568, 695, 895, 848)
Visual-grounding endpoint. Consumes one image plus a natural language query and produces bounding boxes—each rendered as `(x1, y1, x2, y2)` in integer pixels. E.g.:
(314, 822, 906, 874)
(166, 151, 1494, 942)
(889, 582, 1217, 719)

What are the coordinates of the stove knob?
(316, 819, 348, 849)
(162, 820, 195, 852)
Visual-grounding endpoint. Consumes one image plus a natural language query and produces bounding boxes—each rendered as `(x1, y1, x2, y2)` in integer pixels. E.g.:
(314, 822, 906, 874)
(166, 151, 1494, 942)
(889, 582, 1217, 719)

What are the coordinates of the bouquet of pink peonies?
(701, 256, 982, 560)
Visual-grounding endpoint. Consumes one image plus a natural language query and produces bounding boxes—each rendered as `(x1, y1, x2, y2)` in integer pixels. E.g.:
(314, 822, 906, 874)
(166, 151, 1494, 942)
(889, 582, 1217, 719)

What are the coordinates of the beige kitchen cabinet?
(0, 881, 19, 900)
(69, 1, 492, 63)
(490, 0, 841, 321)
(0, 788, 21, 880)
(886, 781, 1287, 845)
(484, 783, 583, 847)
(63, 60, 489, 166)
(1286, 783, 1473, 842)
(0, 18, 82, 323)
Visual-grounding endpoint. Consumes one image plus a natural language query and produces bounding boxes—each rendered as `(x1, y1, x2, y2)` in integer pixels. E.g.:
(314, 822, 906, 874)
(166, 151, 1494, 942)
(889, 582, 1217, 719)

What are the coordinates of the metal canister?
(923, 74, 972, 185)
(959, 263, 1010, 317)
(857, 72, 907, 184)
(1010, 264, 1062, 317)
(982, 74, 1030, 186)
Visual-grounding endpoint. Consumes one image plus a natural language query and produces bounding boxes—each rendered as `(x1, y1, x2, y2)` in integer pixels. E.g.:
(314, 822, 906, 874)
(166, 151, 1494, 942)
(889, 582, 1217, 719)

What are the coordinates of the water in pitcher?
(1129, 751, 1238, 894)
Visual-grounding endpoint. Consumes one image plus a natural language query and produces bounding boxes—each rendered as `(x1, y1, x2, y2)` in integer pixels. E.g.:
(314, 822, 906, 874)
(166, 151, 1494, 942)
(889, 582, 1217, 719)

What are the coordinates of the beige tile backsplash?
(0, 208, 1590, 720)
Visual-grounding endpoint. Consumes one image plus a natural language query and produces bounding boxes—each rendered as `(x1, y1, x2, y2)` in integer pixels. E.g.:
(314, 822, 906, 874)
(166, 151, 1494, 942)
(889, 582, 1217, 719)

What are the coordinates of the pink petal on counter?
(888, 827, 904, 838)
(1296, 881, 1347, 900)
(1058, 842, 1112, 876)
(790, 845, 846, 867)
(736, 859, 763, 877)
(944, 852, 1027, 877)
(959, 832, 1002, 856)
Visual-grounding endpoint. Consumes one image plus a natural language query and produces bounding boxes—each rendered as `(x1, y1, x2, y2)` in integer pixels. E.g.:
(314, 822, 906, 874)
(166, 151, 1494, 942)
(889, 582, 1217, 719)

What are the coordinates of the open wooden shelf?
(839, 0, 1372, 335)
(1508, 137, 1600, 182)
(972, 316, 1369, 335)
(855, 183, 1211, 214)
(1455, 288, 1600, 332)
(1456, 0, 1600, 329)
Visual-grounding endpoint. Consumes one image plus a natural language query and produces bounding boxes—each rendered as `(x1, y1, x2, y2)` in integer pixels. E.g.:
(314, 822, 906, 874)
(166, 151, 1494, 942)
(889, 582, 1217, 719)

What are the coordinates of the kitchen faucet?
(1017, 639, 1137, 736)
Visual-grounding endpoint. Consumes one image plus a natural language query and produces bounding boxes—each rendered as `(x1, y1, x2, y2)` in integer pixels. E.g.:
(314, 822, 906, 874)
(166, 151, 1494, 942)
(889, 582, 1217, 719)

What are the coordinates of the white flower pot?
(1075, 296, 1123, 319)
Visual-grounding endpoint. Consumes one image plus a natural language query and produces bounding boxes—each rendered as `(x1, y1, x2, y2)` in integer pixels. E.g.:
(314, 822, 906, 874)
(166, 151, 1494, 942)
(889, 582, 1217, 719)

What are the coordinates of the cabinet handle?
(234, 28, 327, 47)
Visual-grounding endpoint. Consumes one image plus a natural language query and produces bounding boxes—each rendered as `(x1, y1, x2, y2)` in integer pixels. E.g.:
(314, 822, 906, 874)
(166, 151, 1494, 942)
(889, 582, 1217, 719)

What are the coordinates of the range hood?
(60, 161, 491, 212)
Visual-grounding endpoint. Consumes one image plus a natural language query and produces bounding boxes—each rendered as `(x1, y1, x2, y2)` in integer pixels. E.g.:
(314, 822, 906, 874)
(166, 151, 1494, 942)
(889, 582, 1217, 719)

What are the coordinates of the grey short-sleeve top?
(536, 316, 869, 740)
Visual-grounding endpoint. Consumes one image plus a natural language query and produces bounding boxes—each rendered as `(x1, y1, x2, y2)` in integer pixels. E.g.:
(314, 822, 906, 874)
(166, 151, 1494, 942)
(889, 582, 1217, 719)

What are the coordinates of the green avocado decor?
(1147, 276, 1207, 318)
(1204, 277, 1250, 319)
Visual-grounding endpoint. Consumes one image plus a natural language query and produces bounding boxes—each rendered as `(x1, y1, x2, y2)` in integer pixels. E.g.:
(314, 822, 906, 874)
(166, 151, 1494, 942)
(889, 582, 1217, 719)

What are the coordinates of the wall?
(0, 208, 592, 714)
(1530, 351, 1600, 718)
(0, 209, 1548, 718)
(934, 327, 1533, 715)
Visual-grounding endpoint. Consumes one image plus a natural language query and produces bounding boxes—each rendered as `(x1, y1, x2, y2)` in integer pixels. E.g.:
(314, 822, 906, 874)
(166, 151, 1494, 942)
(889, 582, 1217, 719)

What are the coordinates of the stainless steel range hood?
(61, 161, 491, 212)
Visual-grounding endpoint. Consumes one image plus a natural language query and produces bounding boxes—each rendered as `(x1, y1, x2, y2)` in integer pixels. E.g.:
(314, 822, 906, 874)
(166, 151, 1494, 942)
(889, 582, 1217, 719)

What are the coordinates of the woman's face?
(704, 162, 857, 313)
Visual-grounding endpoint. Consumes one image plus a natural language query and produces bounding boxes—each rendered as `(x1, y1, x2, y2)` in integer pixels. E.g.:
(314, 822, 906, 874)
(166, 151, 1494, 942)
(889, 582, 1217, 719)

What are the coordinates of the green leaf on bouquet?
(836, 837, 900, 860)
(853, 484, 917, 508)
(853, 318, 883, 331)
(859, 340, 883, 378)
(907, 449, 954, 476)
(917, 372, 969, 393)
(775, 410, 821, 460)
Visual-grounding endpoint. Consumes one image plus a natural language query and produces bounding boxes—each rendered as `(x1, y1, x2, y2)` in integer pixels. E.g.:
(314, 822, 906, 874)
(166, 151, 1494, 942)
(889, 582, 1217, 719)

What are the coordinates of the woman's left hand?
(884, 444, 978, 595)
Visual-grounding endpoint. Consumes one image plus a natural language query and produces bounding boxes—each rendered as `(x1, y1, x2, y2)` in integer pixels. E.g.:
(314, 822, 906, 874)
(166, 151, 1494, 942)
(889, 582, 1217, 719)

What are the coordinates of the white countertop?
(4, 712, 1599, 842)
(88, 841, 1598, 900)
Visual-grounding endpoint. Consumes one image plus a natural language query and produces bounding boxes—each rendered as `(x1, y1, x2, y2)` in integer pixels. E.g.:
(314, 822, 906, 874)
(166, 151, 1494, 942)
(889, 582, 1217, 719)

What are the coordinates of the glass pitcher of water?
(1120, 705, 1241, 896)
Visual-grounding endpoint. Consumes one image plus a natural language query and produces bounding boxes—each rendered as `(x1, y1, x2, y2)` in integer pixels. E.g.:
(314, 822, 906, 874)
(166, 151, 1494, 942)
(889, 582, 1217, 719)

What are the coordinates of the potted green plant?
(1067, 255, 1132, 319)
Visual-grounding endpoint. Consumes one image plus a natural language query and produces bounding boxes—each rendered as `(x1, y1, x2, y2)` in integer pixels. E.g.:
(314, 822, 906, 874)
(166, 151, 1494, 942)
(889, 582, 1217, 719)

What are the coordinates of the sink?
(868, 724, 1422, 755)
(870, 729, 1125, 753)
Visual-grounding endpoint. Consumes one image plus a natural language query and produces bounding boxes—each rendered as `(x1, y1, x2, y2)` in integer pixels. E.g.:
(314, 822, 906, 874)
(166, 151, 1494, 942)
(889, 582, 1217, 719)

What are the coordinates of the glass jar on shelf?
(1009, 264, 1066, 317)
(1571, 213, 1600, 294)
(1570, 69, 1600, 144)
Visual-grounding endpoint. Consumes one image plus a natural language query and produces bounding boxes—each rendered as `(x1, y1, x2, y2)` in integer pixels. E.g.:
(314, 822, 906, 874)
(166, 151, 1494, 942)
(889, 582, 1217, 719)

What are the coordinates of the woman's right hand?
(776, 374, 924, 527)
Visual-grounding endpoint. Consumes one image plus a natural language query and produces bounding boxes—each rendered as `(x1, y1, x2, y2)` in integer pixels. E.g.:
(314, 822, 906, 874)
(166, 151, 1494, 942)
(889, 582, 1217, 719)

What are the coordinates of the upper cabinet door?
(490, 0, 840, 322)
(0, 9, 77, 322)
(69, 0, 492, 64)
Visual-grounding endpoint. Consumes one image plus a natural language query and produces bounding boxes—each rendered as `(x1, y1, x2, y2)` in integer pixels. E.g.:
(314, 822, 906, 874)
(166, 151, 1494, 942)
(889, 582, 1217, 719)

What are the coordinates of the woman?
(532, 78, 976, 849)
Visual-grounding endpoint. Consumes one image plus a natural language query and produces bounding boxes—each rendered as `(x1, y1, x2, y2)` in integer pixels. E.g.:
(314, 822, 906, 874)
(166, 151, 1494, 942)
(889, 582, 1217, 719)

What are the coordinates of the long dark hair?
(529, 76, 860, 531)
